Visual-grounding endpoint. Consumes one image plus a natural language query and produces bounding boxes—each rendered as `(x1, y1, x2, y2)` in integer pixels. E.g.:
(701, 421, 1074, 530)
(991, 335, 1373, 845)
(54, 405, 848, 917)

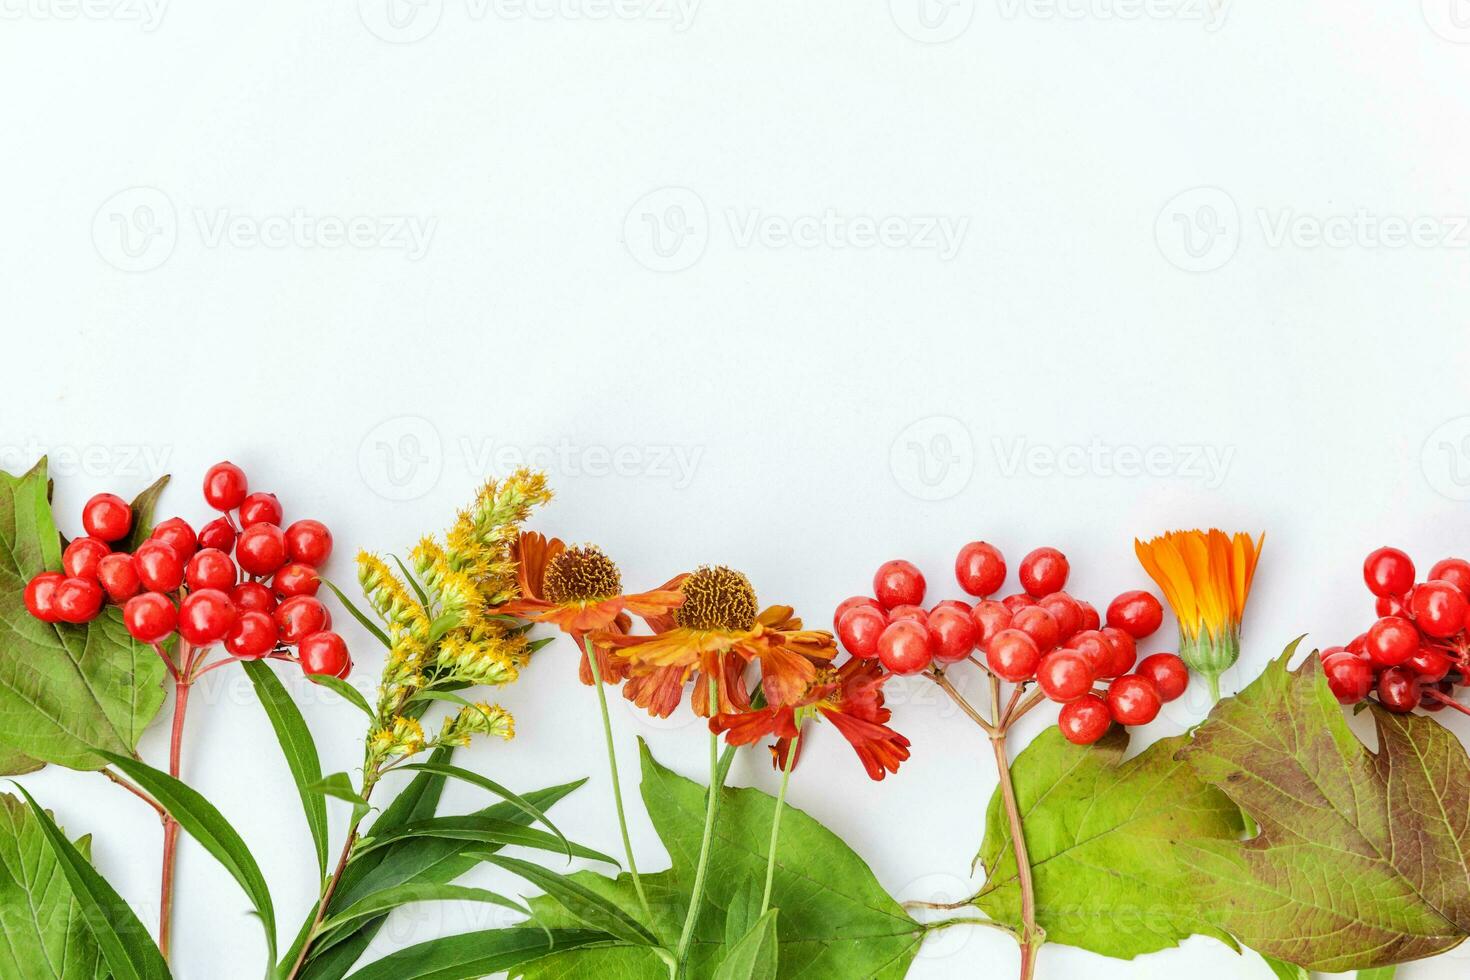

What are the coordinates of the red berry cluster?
(1320, 547, 1470, 714)
(22, 461, 351, 678)
(834, 542, 1188, 745)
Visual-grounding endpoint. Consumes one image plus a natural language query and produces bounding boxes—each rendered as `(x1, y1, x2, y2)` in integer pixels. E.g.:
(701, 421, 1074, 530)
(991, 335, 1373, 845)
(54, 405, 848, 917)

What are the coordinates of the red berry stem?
(929, 669, 995, 736)
(1423, 687, 1470, 717)
(158, 639, 196, 962)
(985, 674, 1044, 980)
(100, 768, 165, 817)
(926, 668, 1043, 979)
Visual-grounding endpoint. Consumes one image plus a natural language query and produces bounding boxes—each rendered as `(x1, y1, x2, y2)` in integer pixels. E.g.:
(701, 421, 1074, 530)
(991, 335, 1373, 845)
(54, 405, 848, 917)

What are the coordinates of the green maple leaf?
(0, 460, 168, 771)
(1178, 646, 1470, 971)
(0, 793, 106, 979)
(975, 725, 1245, 958)
(510, 739, 924, 979)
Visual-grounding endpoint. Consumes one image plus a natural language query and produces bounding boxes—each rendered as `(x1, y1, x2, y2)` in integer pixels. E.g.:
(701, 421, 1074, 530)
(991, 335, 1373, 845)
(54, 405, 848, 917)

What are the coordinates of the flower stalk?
(675, 680, 724, 974)
(583, 635, 649, 915)
(759, 730, 799, 917)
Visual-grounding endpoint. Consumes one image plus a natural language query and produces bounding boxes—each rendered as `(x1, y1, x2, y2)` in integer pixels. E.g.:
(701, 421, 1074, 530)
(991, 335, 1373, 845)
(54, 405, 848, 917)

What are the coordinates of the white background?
(3, 1, 1470, 977)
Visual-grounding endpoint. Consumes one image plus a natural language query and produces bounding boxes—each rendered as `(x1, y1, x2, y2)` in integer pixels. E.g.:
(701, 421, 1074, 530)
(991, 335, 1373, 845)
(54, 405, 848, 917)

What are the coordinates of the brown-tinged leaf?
(1179, 645, 1470, 970)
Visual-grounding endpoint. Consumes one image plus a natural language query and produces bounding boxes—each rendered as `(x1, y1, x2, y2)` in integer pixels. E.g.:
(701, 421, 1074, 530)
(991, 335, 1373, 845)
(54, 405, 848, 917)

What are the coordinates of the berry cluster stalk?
(929, 666, 1046, 980)
(102, 635, 297, 962)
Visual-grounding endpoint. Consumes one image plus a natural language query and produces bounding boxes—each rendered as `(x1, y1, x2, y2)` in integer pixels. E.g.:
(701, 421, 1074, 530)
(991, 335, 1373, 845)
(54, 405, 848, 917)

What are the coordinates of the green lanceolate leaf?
(283, 751, 460, 980)
(309, 773, 371, 826)
(97, 752, 276, 972)
(291, 777, 586, 980)
(975, 725, 1245, 959)
(242, 660, 329, 878)
(1357, 968, 1396, 980)
(390, 555, 431, 608)
(342, 929, 612, 980)
(0, 461, 168, 771)
(314, 883, 531, 954)
(1178, 647, 1470, 971)
(306, 675, 374, 719)
(713, 909, 779, 980)
(0, 793, 106, 979)
(318, 579, 391, 650)
(474, 854, 659, 947)
(10, 783, 169, 980)
(357, 816, 614, 866)
(509, 740, 923, 979)
(393, 762, 570, 857)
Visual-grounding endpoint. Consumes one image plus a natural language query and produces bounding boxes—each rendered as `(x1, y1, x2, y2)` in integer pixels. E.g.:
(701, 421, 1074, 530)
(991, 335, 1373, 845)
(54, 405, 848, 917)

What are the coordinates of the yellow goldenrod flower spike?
(1135, 529, 1264, 701)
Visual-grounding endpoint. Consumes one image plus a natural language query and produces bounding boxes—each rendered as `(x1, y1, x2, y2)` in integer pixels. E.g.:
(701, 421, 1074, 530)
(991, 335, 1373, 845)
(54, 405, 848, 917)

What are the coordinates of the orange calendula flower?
(505, 532, 684, 686)
(605, 565, 837, 717)
(712, 657, 911, 781)
(1135, 528, 1264, 700)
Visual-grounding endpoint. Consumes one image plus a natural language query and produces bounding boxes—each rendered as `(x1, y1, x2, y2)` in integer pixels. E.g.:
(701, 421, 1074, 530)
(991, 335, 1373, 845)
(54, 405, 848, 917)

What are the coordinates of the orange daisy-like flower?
(712, 657, 911, 781)
(604, 565, 837, 718)
(505, 532, 684, 685)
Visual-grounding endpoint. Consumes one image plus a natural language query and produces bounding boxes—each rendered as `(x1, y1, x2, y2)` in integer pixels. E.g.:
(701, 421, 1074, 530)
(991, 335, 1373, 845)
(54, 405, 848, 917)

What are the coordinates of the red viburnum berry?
(24, 572, 66, 623)
(285, 519, 332, 566)
(124, 592, 177, 642)
(82, 493, 132, 542)
(299, 631, 351, 677)
(1058, 694, 1111, 745)
(1105, 590, 1164, 639)
(873, 560, 926, 610)
(203, 461, 249, 511)
(837, 605, 886, 658)
(1018, 547, 1069, 597)
(954, 541, 1006, 597)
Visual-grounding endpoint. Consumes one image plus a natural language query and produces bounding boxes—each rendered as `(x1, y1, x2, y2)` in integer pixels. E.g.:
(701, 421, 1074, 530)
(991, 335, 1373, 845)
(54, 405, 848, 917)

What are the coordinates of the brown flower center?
(542, 546, 623, 604)
(675, 565, 758, 632)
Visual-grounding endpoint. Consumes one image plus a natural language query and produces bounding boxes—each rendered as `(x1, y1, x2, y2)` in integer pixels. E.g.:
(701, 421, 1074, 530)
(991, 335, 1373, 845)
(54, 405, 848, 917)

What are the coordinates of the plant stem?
(285, 778, 377, 980)
(967, 673, 1043, 980)
(674, 680, 723, 973)
(758, 731, 798, 917)
(930, 669, 995, 735)
(1205, 670, 1222, 703)
(101, 769, 164, 817)
(157, 641, 196, 962)
(582, 636, 649, 915)
(990, 728, 1043, 979)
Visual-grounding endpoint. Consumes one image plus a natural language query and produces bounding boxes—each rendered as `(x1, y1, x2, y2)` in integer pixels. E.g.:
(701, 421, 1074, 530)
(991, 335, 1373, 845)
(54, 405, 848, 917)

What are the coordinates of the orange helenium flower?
(605, 566, 837, 717)
(712, 657, 911, 781)
(1135, 528, 1264, 699)
(506, 532, 683, 685)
